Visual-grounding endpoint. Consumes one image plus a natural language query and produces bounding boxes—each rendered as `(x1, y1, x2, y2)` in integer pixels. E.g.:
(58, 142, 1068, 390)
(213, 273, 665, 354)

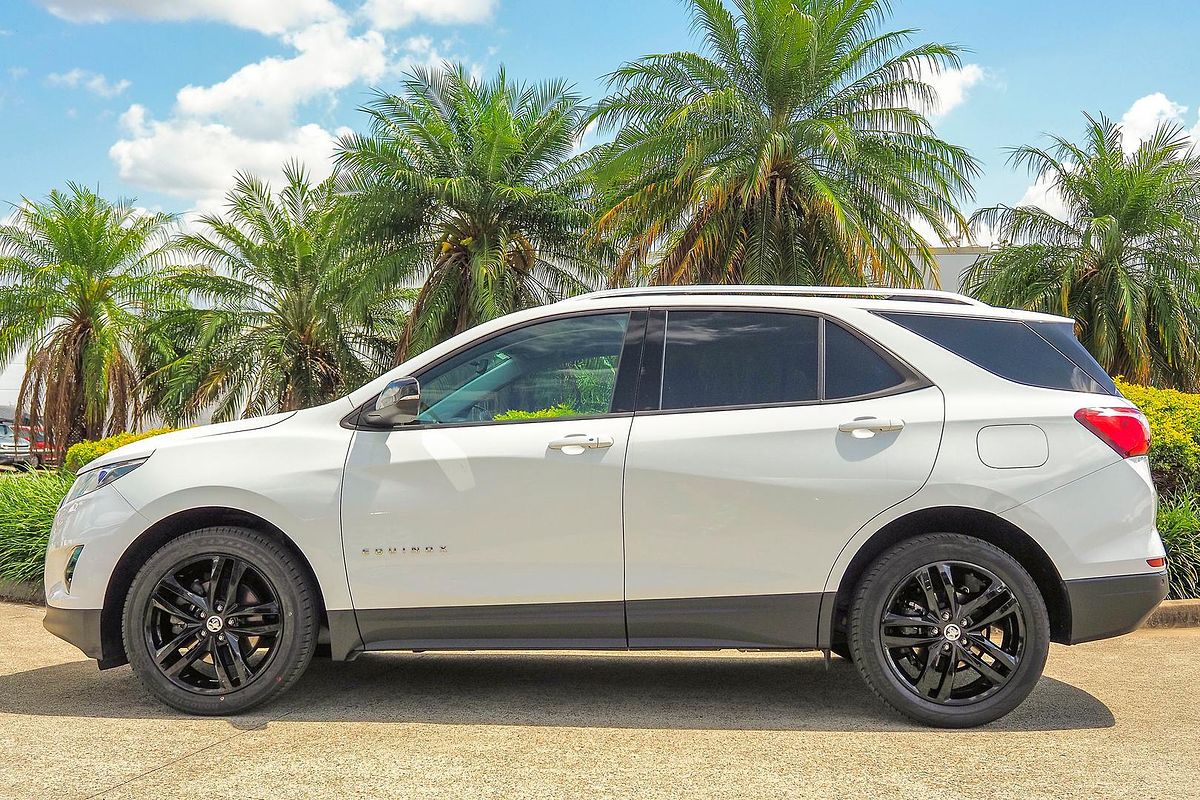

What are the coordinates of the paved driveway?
(1, 600, 1196, 799)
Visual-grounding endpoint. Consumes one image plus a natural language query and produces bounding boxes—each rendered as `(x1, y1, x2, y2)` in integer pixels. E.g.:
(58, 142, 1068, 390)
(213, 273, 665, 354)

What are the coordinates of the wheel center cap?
(205, 615, 224, 633)
(943, 623, 962, 641)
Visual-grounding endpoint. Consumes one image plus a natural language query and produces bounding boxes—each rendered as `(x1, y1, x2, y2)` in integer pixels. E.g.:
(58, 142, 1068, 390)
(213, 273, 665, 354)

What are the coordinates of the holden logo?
(205, 615, 225, 633)
(943, 623, 962, 641)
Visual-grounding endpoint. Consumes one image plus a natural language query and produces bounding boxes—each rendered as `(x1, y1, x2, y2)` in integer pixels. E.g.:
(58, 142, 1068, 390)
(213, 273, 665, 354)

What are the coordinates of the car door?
(341, 310, 645, 649)
(622, 309, 945, 648)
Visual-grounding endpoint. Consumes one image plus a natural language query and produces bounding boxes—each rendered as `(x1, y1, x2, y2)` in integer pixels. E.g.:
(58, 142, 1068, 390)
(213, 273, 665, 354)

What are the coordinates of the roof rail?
(568, 285, 987, 306)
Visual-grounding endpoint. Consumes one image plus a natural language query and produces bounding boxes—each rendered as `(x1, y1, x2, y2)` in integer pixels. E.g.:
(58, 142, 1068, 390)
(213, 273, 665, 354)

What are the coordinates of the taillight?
(1074, 407, 1151, 457)
(1147, 557, 1166, 568)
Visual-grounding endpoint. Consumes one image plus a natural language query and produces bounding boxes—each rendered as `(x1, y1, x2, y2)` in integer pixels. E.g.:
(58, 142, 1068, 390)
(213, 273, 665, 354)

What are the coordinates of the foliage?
(63, 427, 175, 474)
(964, 114, 1200, 389)
(0, 184, 195, 449)
(590, 0, 977, 288)
(0, 470, 73, 584)
(1154, 493, 1200, 600)
(492, 404, 577, 421)
(142, 162, 415, 423)
(335, 64, 604, 359)
(1116, 379, 1200, 495)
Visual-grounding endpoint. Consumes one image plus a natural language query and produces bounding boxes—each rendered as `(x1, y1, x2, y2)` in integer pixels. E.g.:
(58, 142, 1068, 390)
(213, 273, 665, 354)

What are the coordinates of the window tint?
(661, 311, 818, 410)
(415, 313, 630, 424)
(878, 312, 1113, 395)
(824, 322, 906, 399)
(1028, 321, 1119, 395)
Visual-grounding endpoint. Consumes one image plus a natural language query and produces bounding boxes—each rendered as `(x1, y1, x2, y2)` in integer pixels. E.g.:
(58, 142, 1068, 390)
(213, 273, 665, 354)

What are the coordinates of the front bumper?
(43, 606, 104, 661)
(1064, 571, 1169, 644)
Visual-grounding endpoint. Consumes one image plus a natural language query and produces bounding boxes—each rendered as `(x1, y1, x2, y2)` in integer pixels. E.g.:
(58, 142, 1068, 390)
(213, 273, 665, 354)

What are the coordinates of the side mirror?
(363, 376, 421, 427)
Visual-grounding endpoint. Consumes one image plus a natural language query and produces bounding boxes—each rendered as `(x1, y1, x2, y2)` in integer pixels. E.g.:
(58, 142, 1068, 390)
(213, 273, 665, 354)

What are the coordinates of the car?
(43, 286, 1168, 727)
(0, 422, 36, 469)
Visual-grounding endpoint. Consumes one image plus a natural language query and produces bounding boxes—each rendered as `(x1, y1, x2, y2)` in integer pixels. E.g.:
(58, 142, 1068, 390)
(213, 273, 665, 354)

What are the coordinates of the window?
(661, 310, 818, 410)
(1027, 321, 1119, 395)
(878, 311, 1115, 395)
(824, 322, 906, 399)
(414, 313, 630, 424)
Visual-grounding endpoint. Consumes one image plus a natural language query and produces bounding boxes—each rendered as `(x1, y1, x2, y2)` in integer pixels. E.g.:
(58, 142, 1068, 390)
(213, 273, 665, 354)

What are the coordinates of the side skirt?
(347, 593, 825, 653)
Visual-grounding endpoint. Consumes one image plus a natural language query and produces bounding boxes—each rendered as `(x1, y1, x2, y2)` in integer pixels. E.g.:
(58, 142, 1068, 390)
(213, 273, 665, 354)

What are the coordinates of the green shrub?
(63, 428, 174, 474)
(1154, 493, 1200, 600)
(0, 470, 73, 584)
(492, 404, 577, 421)
(1116, 379, 1200, 495)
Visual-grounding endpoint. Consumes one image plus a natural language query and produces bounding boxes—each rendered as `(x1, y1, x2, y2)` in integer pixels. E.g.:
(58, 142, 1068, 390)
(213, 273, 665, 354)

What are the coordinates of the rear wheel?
(122, 527, 318, 715)
(849, 533, 1049, 728)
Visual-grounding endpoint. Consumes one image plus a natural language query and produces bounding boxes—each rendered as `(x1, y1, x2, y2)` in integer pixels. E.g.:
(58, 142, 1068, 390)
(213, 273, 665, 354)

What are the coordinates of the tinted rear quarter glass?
(661, 310, 818, 410)
(878, 311, 1114, 395)
(1027, 321, 1119, 395)
(824, 322, 906, 399)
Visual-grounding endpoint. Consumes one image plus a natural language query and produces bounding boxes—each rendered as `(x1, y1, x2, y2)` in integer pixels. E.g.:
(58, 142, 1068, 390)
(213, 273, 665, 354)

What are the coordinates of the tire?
(122, 526, 319, 715)
(848, 533, 1049, 728)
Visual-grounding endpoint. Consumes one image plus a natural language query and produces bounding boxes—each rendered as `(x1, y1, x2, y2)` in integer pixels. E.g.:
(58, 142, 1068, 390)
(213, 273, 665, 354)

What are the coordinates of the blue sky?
(2, 0, 1200, 225)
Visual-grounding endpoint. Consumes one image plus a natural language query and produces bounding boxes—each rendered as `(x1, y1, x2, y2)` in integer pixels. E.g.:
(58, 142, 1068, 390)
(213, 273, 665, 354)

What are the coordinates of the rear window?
(877, 312, 1117, 396)
(661, 310, 819, 410)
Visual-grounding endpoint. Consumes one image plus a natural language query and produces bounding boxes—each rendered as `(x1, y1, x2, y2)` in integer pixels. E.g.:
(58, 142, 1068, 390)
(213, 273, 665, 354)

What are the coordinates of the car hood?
(84, 411, 297, 471)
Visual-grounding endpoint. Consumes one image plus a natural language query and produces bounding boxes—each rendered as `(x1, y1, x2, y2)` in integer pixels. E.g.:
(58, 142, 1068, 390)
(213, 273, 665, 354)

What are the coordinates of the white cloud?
(48, 68, 130, 98)
(1117, 91, 1200, 151)
(111, 104, 351, 211)
(34, 0, 340, 35)
(362, 0, 496, 29)
(1015, 169, 1072, 222)
(175, 21, 388, 137)
(916, 62, 986, 121)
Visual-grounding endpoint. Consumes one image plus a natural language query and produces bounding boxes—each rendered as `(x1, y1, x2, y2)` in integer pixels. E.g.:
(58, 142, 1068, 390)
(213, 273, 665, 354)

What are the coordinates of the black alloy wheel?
(849, 533, 1049, 728)
(123, 527, 318, 715)
(144, 554, 284, 694)
(878, 560, 1025, 705)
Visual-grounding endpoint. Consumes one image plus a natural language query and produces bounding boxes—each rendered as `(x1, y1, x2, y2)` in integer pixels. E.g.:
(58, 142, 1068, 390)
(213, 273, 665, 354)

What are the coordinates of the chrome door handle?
(838, 417, 905, 438)
(548, 434, 615, 452)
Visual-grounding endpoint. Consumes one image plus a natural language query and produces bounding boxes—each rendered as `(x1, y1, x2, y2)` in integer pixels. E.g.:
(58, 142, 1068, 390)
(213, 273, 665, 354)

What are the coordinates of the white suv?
(43, 287, 1168, 727)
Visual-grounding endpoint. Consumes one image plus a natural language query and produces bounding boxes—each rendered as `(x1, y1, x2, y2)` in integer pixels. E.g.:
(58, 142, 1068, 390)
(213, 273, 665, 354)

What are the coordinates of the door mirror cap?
(364, 376, 421, 427)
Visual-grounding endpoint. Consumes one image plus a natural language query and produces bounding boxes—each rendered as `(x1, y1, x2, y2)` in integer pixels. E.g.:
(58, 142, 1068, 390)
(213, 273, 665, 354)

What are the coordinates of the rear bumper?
(1064, 571, 1169, 644)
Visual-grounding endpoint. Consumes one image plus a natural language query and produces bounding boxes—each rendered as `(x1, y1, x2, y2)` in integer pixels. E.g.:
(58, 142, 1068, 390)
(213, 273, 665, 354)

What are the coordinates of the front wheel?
(122, 527, 318, 715)
(848, 534, 1049, 728)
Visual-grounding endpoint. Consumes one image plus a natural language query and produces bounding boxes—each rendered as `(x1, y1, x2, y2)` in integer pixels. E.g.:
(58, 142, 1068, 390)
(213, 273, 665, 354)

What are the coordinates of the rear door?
(622, 309, 945, 648)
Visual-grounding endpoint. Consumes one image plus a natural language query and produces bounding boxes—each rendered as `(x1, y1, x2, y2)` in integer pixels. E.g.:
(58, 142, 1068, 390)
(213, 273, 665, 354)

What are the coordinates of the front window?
(415, 313, 631, 424)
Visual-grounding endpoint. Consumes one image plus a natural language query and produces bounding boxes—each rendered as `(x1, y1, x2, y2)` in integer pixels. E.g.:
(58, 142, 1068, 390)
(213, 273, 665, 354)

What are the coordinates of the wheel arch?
(98, 506, 334, 669)
(823, 506, 1071, 649)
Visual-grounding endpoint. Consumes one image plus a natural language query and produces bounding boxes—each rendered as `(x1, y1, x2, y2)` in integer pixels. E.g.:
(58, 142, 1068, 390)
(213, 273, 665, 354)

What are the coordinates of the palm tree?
(143, 163, 414, 422)
(335, 63, 602, 359)
(963, 114, 1200, 389)
(0, 185, 192, 450)
(590, 0, 978, 288)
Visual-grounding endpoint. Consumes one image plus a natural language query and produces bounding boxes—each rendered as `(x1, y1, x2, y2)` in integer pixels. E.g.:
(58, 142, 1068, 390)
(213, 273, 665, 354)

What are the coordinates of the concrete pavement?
(1, 600, 1196, 799)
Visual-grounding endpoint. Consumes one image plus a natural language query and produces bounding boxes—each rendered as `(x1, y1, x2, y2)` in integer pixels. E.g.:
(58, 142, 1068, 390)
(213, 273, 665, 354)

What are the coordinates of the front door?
(622, 309, 945, 648)
(341, 311, 642, 649)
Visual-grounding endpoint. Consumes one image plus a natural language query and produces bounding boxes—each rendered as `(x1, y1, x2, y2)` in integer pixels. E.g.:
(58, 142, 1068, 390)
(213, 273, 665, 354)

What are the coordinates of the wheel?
(122, 527, 319, 715)
(848, 533, 1049, 728)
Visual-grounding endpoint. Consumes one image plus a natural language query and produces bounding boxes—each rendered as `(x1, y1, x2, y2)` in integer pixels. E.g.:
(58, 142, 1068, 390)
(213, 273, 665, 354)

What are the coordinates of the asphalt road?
(1, 600, 1196, 800)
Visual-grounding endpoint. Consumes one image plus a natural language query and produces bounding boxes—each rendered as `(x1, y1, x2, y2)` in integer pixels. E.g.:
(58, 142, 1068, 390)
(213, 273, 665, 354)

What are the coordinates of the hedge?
(0, 470, 73, 583)
(63, 427, 175, 474)
(1116, 379, 1200, 495)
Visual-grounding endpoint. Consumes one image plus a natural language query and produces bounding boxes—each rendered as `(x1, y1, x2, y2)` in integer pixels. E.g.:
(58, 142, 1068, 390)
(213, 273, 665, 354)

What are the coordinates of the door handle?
(548, 434, 615, 452)
(838, 417, 905, 438)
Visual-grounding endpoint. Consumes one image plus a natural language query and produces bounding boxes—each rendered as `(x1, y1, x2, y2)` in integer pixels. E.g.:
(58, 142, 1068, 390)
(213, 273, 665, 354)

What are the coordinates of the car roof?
(557, 285, 1074, 324)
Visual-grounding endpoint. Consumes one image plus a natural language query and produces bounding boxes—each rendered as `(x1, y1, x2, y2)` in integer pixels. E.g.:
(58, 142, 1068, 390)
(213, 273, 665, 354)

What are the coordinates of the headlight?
(64, 457, 149, 504)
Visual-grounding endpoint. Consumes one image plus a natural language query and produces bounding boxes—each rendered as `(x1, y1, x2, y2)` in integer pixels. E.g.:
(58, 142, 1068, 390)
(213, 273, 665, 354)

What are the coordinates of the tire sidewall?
(850, 534, 1050, 728)
(122, 527, 317, 716)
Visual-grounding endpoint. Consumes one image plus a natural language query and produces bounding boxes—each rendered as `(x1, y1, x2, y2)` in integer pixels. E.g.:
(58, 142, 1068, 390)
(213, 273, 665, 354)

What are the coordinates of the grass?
(1155, 493, 1200, 600)
(0, 469, 73, 584)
